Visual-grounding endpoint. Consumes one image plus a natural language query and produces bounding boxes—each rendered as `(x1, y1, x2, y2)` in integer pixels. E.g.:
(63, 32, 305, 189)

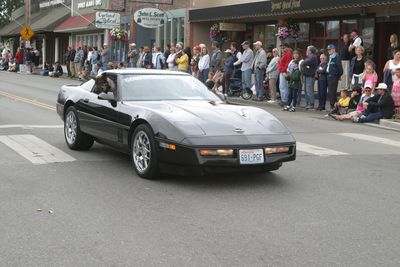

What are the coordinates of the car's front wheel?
(64, 106, 94, 150)
(131, 124, 159, 179)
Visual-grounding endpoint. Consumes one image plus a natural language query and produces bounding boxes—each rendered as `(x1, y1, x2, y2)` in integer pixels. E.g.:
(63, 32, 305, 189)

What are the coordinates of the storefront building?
(189, 0, 400, 73)
(0, 1, 70, 65)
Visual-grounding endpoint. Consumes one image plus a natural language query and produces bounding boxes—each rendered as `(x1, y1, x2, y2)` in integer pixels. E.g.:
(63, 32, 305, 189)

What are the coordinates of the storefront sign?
(272, 0, 301, 12)
(219, 23, 246, 32)
(77, 0, 102, 9)
(95, 12, 121, 29)
(39, 0, 64, 9)
(134, 8, 166, 29)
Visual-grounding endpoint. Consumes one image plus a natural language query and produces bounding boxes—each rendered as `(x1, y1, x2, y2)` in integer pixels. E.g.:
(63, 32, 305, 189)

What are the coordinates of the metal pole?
(24, 0, 31, 25)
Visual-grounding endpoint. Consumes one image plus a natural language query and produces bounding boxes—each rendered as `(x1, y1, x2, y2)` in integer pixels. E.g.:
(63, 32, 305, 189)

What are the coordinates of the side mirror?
(98, 92, 115, 101)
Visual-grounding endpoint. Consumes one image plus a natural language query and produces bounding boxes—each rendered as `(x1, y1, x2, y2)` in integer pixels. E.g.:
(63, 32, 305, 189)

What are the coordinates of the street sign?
(95, 12, 120, 29)
(20, 25, 34, 41)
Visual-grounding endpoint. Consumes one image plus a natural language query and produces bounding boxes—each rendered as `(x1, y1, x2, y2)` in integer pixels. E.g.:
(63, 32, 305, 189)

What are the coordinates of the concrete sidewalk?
(227, 96, 400, 132)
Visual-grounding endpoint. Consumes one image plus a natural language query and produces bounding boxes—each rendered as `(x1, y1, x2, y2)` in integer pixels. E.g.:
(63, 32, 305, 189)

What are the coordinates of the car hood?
(124, 100, 290, 137)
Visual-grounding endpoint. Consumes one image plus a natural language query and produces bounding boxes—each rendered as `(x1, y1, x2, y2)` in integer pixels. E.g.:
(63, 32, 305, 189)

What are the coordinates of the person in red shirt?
(15, 48, 24, 72)
(278, 43, 293, 106)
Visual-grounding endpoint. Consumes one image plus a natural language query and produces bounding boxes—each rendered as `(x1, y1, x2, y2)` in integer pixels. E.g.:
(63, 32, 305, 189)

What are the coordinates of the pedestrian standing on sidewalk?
(210, 41, 222, 73)
(74, 46, 84, 76)
(391, 68, 400, 117)
(222, 49, 234, 95)
(86, 47, 93, 73)
(348, 29, 363, 58)
(137, 47, 144, 68)
(100, 44, 110, 70)
(69, 46, 76, 78)
(326, 44, 343, 110)
(340, 33, 351, 90)
(15, 48, 24, 73)
(252, 41, 267, 101)
(128, 43, 138, 68)
(282, 54, 301, 112)
(64, 46, 72, 77)
(316, 53, 328, 111)
(278, 43, 292, 106)
(234, 41, 254, 96)
(166, 47, 177, 71)
(384, 50, 400, 87)
(90, 47, 99, 72)
(191, 46, 201, 79)
(301, 45, 318, 109)
(230, 42, 242, 79)
(349, 46, 366, 87)
(387, 34, 399, 61)
(266, 48, 279, 103)
(198, 46, 210, 82)
(152, 47, 165, 70)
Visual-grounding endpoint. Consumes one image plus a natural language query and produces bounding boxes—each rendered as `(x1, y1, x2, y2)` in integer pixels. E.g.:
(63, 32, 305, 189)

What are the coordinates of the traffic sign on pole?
(20, 25, 34, 41)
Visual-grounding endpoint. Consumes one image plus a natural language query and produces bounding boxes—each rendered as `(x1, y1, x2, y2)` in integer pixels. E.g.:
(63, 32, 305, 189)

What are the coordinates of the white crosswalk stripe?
(296, 142, 349, 157)
(336, 133, 400, 148)
(0, 134, 75, 165)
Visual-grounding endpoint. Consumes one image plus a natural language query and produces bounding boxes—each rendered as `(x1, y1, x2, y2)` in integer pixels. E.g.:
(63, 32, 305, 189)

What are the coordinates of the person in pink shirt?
(362, 60, 378, 92)
(391, 68, 400, 116)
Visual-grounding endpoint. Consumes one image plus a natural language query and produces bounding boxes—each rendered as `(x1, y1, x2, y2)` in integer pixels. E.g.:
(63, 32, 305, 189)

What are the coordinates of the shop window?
(360, 18, 375, 56)
(314, 21, 325, 37)
(327, 21, 340, 38)
(342, 19, 357, 35)
(253, 24, 276, 51)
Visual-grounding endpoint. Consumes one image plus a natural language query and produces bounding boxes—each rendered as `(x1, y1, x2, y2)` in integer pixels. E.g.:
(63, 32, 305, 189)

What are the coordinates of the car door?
(77, 73, 120, 143)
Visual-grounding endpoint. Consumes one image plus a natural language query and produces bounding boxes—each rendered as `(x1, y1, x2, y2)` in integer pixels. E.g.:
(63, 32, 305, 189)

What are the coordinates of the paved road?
(1, 72, 400, 266)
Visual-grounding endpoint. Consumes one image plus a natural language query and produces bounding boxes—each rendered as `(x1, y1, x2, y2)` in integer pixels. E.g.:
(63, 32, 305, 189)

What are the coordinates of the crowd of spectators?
(1, 30, 399, 122)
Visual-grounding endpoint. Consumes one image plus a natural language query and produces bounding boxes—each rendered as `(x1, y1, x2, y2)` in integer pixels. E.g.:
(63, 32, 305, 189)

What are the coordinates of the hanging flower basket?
(276, 19, 299, 41)
(109, 28, 128, 42)
(209, 23, 221, 43)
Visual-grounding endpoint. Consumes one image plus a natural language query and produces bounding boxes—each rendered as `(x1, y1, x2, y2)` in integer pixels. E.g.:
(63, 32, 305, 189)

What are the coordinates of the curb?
(227, 97, 400, 133)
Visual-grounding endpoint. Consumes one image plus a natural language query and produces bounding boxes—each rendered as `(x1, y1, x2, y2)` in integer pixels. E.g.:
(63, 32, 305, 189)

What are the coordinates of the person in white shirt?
(198, 46, 210, 82)
(349, 29, 363, 57)
(152, 47, 165, 69)
(234, 41, 254, 93)
(166, 47, 177, 70)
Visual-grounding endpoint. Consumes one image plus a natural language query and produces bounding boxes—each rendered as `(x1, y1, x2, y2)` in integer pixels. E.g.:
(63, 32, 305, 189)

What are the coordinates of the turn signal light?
(159, 142, 176, 151)
(199, 149, 234, 157)
(264, 146, 290, 155)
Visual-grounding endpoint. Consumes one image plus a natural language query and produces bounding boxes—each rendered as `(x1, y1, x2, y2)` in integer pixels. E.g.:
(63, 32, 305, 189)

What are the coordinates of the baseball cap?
(326, 44, 336, 50)
(363, 81, 373, 89)
(130, 43, 136, 47)
(224, 49, 232, 54)
(253, 41, 263, 46)
(376, 83, 388, 90)
(241, 41, 250, 46)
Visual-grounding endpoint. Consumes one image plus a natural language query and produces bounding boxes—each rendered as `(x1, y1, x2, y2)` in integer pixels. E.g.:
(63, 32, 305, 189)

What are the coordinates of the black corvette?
(57, 69, 296, 179)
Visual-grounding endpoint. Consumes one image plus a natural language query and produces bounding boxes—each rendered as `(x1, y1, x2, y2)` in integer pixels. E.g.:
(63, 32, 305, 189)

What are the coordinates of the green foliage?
(0, 0, 24, 27)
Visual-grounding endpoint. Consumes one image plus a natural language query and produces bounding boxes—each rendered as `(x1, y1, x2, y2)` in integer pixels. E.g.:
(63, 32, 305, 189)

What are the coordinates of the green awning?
(0, 6, 70, 37)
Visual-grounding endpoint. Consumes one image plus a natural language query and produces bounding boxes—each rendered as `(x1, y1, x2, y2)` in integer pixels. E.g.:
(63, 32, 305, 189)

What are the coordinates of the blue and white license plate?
(239, 149, 264, 165)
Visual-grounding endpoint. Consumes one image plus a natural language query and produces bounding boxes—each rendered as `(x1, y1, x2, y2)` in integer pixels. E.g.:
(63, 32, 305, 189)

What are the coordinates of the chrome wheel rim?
(65, 111, 77, 145)
(133, 131, 151, 174)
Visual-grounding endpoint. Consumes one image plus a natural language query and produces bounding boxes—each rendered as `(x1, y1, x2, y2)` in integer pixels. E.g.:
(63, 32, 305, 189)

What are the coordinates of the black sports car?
(57, 69, 296, 179)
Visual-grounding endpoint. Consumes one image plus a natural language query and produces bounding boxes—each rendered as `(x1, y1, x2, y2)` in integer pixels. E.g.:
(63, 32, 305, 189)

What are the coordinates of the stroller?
(227, 69, 253, 100)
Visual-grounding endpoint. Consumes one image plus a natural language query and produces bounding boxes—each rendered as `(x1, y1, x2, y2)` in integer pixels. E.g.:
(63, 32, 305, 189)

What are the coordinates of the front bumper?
(156, 139, 296, 176)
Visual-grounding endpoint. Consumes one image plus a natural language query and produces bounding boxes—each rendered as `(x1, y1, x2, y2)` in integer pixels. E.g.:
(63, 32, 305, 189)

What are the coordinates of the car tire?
(131, 124, 160, 179)
(64, 106, 94, 150)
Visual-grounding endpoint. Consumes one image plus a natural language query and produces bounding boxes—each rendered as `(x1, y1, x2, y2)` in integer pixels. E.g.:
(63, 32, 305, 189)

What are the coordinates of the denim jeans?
(317, 79, 328, 109)
(241, 69, 252, 91)
(128, 62, 137, 68)
(359, 109, 383, 123)
(254, 68, 266, 98)
(279, 72, 289, 104)
(200, 68, 209, 83)
(287, 87, 300, 108)
(303, 76, 315, 107)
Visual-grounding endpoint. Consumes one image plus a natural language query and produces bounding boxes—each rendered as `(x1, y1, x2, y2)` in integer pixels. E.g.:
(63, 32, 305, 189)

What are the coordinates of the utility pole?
(24, 0, 31, 25)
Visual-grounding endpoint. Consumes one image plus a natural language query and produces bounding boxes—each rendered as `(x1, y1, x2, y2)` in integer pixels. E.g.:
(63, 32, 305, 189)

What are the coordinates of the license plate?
(239, 149, 264, 165)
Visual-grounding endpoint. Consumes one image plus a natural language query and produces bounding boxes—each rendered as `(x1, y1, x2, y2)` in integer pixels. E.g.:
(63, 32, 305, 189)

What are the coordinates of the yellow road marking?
(0, 90, 56, 112)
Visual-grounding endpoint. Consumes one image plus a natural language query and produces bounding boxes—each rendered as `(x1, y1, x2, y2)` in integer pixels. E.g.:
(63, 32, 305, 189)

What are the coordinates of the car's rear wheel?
(131, 124, 159, 179)
(64, 106, 94, 150)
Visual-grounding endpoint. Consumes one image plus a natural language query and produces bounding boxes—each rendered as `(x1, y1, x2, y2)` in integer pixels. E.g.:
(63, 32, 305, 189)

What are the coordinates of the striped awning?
(189, 0, 400, 22)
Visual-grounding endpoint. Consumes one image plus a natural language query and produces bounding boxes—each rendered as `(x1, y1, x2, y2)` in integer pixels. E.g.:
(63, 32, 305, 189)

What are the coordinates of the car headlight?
(199, 149, 234, 157)
(264, 146, 290, 155)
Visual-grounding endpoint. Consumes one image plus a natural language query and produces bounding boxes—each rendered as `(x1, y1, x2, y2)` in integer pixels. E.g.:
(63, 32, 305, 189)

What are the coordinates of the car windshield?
(120, 75, 221, 102)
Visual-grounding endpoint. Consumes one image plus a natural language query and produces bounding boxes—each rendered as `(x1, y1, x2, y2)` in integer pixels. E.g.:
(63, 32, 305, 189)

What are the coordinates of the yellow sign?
(20, 25, 34, 41)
